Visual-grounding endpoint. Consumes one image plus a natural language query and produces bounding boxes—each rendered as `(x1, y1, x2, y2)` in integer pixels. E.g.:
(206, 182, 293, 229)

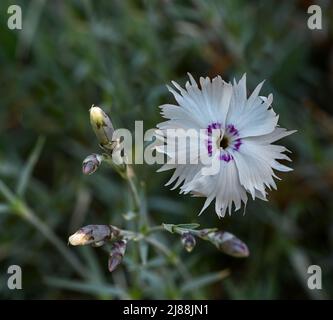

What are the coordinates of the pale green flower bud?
(68, 225, 119, 246)
(181, 232, 196, 253)
(208, 231, 249, 258)
(108, 240, 127, 272)
(82, 154, 102, 175)
(89, 105, 115, 151)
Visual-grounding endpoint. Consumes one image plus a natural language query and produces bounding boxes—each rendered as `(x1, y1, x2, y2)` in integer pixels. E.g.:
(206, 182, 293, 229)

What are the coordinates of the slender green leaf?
(0, 180, 15, 202)
(139, 240, 149, 266)
(17, 136, 45, 197)
(176, 223, 200, 230)
(181, 269, 230, 294)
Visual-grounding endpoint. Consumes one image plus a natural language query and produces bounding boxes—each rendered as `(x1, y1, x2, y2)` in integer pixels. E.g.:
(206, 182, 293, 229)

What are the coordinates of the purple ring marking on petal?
(207, 145, 213, 156)
(219, 153, 233, 162)
(207, 122, 221, 134)
(226, 124, 238, 136)
(206, 122, 222, 157)
(233, 138, 242, 151)
(206, 123, 242, 156)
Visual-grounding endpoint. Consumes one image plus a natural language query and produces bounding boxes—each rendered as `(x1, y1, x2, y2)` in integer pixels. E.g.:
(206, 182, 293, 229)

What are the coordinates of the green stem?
(145, 236, 191, 281)
(126, 165, 141, 212)
(118, 224, 165, 239)
(146, 225, 165, 234)
(144, 237, 177, 261)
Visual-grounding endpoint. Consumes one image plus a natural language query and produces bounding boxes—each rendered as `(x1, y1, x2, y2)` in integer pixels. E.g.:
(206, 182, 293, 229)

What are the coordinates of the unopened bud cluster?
(181, 232, 196, 253)
(82, 105, 125, 176)
(108, 240, 127, 272)
(69, 224, 129, 272)
(68, 224, 119, 247)
(90, 105, 115, 151)
(207, 231, 249, 258)
(165, 224, 249, 258)
(82, 154, 102, 175)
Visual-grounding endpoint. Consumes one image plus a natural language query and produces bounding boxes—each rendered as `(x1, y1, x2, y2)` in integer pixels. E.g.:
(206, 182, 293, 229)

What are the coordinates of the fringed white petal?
(231, 137, 293, 199)
(226, 76, 278, 138)
(180, 158, 247, 218)
(156, 74, 295, 217)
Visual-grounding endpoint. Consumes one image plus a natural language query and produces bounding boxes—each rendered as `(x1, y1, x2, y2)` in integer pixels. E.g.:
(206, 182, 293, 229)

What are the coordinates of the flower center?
(218, 135, 229, 149)
(206, 123, 242, 163)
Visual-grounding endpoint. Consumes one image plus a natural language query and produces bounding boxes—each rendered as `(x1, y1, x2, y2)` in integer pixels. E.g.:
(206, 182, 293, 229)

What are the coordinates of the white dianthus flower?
(156, 74, 296, 218)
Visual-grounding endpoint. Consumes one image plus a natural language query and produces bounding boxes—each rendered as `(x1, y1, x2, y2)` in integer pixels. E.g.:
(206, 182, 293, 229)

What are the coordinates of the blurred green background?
(0, 0, 332, 299)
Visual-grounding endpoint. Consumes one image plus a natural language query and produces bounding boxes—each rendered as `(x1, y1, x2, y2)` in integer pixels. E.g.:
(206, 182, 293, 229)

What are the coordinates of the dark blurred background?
(0, 0, 332, 299)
